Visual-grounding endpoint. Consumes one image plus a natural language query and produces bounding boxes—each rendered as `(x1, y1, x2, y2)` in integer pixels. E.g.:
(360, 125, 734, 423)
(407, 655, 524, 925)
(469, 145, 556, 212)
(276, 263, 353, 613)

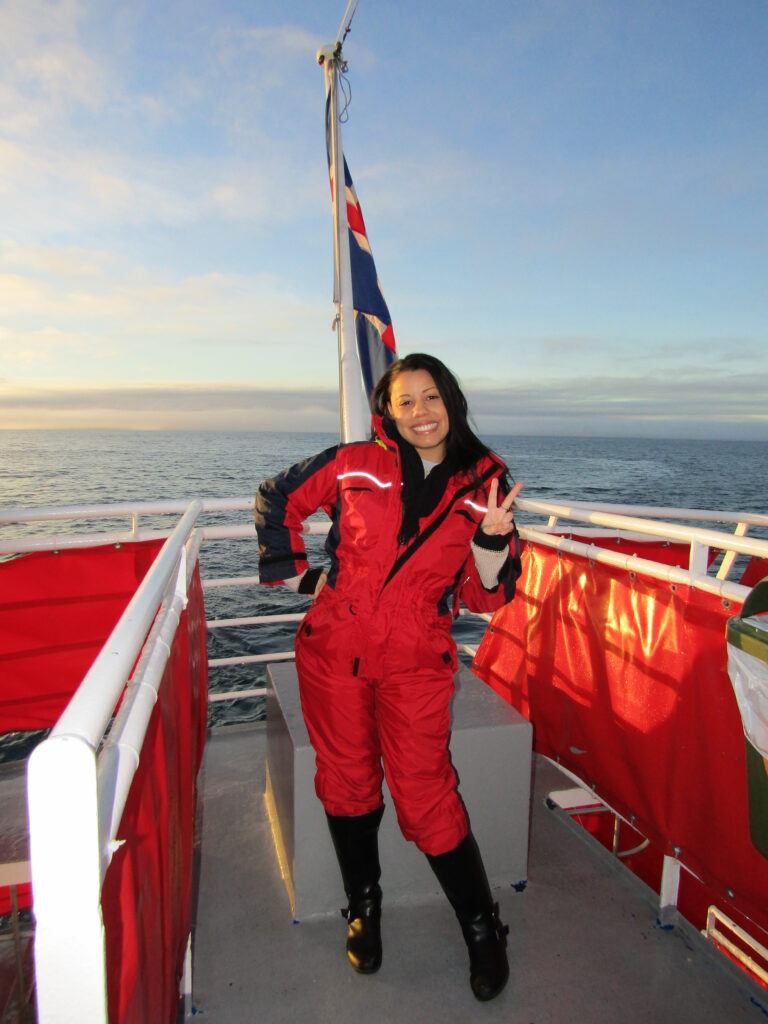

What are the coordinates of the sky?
(0, 0, 766, 439)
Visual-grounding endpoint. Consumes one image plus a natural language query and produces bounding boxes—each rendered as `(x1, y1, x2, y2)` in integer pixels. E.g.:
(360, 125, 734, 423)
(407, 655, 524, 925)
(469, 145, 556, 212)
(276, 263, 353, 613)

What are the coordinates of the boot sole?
(348, 955, 382, 974)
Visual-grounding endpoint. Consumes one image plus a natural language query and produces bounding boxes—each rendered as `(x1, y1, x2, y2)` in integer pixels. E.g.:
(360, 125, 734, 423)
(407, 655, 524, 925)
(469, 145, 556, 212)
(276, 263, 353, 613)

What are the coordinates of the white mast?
(318, 42, 369, 443)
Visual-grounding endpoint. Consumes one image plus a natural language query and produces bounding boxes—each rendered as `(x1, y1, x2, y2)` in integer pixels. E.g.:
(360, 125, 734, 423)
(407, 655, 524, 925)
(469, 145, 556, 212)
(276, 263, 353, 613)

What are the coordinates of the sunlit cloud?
(1, 369, 765, 439)
(0, 239, 110, 276)
(0, 142, 303, 233)
(0, 256, 333, 385)
(0, 383, 340, 431)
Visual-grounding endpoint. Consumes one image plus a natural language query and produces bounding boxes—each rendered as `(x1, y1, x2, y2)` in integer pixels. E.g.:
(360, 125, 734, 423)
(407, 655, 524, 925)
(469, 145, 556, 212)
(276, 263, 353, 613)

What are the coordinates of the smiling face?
(387, 368, 450, 462)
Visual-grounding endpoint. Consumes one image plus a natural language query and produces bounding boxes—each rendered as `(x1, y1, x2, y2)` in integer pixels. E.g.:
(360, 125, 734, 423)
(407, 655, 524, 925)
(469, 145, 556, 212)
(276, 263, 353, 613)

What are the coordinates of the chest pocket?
(338, 471, 395, 550)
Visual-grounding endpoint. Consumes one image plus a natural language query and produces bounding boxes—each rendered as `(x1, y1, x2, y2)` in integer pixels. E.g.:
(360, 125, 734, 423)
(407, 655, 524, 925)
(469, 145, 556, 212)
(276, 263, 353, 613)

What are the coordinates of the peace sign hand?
(480, 479, 523, 537)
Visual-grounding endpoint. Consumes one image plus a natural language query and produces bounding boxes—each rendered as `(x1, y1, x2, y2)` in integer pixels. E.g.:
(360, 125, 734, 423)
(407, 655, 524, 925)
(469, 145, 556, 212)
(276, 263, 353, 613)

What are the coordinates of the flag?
(326, 93, 397, 399)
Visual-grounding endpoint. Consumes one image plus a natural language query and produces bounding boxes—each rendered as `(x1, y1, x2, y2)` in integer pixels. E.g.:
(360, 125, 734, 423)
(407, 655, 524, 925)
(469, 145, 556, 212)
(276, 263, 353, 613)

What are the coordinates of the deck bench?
(265, 662, 532, 919)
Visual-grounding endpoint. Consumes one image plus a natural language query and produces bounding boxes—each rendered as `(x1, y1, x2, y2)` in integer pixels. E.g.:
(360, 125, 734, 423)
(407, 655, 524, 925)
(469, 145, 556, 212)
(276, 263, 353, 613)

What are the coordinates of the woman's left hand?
(310, 570, 328, 600)
(481, 479, 523, 536)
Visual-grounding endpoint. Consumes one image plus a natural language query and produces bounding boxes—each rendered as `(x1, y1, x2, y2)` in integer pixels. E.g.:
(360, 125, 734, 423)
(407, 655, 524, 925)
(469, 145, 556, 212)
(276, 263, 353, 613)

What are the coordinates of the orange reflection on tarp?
(474, 536, 768, 941)
(603, 575, 681, 734)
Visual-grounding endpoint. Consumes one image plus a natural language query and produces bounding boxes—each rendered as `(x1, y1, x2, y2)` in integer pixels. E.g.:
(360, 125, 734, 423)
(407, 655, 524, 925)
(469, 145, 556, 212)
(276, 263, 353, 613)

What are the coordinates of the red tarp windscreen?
(0, 541, 163, 731)
(0, 541, 165, 916)
(0, 540, 208, 1023)
(101, 566, 208, 1024)
(473, 536, 768, 943)
(741, 557, 768, 589)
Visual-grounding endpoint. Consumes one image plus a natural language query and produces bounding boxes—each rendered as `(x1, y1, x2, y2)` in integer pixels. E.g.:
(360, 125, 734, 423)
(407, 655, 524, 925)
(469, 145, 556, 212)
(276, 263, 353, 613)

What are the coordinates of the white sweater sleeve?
(470, 539, 509, 590)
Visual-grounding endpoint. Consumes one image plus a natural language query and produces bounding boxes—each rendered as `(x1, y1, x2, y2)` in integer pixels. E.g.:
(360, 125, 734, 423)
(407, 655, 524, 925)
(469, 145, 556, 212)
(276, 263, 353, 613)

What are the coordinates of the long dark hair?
(371, 352, 506, 478)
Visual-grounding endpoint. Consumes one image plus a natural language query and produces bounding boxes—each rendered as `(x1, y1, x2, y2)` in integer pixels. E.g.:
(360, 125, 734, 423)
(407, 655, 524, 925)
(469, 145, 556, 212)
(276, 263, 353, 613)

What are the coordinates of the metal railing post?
(28, 737, 108, 1023)
(659, 854, 682, 927)
(688, 540, 710, 581)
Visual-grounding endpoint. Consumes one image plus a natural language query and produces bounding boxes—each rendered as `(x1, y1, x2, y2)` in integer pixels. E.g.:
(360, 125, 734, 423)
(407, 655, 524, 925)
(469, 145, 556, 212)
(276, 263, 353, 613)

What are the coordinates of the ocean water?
(1, 430, 766, 740)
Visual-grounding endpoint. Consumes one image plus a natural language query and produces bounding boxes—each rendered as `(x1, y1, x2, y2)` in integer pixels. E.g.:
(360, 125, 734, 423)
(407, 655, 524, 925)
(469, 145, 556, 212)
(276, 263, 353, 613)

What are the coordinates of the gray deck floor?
(191, 723, 768, 1023)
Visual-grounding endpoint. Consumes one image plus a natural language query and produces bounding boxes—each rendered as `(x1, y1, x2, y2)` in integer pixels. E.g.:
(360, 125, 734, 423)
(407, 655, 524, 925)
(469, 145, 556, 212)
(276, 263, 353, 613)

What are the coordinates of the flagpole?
(318, 43, 369, 443)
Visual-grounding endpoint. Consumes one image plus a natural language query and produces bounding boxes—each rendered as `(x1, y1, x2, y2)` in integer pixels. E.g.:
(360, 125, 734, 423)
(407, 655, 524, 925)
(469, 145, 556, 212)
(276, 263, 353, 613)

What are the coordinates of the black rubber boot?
(426, 832, 510, 1001)
(326, 805, 385, 974)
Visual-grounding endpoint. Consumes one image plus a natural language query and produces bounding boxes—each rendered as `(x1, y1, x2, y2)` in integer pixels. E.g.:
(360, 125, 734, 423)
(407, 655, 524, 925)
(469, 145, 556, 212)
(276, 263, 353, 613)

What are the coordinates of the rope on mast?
(338, 62, 352, 123)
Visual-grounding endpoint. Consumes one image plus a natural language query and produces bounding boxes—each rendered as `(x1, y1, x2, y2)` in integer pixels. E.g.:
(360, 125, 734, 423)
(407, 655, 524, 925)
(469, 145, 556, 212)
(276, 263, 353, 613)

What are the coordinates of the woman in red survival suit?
(255, 353, 523, 1001)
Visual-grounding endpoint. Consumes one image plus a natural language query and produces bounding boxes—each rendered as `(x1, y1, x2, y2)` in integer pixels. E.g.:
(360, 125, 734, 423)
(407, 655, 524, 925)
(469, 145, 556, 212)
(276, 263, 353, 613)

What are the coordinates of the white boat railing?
(2, 495, 768, 702)
(513, 497, 768, 605)
(0, 497, 254, 554)
(25, 502, 203, 1024)
(3, 493, 768, 1020)
(2, 495, 766, 552)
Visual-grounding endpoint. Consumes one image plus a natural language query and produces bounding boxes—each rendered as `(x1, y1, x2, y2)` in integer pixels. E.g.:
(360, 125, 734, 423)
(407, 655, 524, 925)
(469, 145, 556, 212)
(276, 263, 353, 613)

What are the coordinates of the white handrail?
(514, 498, 768, 558)
(7, 492, 765, 713)
(26, 501, 203, 1024)
(206, 613, 304, 628)
(0, 514, 325, 554)
(518, 526, 750, 604)
(0, 527, 175, 555)
(0, 497, 252, 525)
(2, 494, 766, 551)
(2, 494, 765, 528)
(5, 492, 768, 706)
(526, 498, 768, 529)
(97, 545, 190, 871)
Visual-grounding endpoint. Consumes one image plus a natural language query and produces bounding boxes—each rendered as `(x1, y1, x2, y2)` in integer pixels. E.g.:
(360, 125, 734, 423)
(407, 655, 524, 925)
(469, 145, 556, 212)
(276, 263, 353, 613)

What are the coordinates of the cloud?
(0, 0, 109, 131)
(0, 139, 300, 234)
(534, 334, 615, 356)
(240, 25, 323, 57)
(0, 239, 111, 276)
(0, 6, 329, 237)
(2, 369, 765, 439)
(0, 383, 340, 431)
(0, 231, 344, 395)
(0, 4, 763, 450)
(468, 369, 768, 439)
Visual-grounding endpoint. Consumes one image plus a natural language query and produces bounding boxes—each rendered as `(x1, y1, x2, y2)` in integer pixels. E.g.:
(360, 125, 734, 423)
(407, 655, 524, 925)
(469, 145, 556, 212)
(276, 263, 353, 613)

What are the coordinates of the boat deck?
(191, 722, 768, 1023)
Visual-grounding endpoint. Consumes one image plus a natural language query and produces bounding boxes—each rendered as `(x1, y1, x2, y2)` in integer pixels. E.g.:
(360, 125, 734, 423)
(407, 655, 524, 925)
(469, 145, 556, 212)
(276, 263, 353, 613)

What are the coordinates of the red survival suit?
(255, 418, 521, 855)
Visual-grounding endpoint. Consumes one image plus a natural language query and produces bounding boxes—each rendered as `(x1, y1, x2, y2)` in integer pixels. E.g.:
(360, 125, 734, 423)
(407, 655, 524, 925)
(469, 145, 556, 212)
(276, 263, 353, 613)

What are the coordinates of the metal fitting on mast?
(316, 42, 342, 66)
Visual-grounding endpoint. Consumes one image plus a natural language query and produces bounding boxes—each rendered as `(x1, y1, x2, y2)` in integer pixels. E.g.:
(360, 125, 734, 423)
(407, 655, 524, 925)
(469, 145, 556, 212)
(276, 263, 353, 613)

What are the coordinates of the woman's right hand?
(480, 479, 523, 537)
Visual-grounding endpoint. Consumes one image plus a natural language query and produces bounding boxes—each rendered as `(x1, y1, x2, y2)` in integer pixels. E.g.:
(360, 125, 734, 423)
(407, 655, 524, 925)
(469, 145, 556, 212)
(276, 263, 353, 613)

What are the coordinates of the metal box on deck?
(265, 661, 532, 919)
(727, 584, 768, 859)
